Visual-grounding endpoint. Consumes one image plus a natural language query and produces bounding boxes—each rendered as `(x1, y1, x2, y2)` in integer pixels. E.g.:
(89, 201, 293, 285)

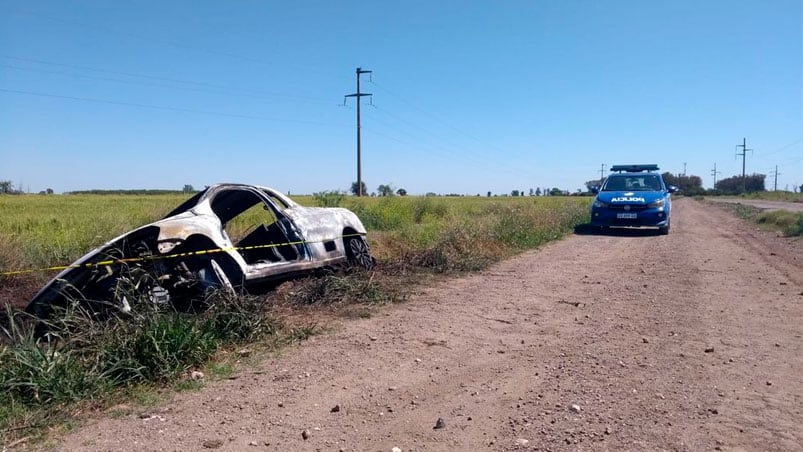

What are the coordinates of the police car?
(590, 164, 677, 235)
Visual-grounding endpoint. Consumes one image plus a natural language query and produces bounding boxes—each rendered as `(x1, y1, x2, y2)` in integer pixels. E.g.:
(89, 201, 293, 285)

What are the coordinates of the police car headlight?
(648, 198, 665, 208)
(592, 199, 608, 208)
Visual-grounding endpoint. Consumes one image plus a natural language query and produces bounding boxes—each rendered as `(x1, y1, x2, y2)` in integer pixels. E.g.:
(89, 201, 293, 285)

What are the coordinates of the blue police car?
(590, 164, 677, 235)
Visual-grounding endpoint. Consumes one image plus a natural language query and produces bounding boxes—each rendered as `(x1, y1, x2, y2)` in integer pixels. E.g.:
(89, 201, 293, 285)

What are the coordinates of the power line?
(12, 10, 350, 83)
(352, 101, 543, 182)
(0, 56, 335, 105)
(756, 136, 803, 160)
(367, 79, 536, 169)
(364, 80, 543, 181)
(0, 87, 348, 127)
(360, 123, 535, 180)
(353, 75, 543, 186)
(363, 105, 538, 180)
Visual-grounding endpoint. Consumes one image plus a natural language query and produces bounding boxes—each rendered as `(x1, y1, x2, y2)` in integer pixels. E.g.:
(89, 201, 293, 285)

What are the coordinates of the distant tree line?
(65, 189, 187, 195)
(349, 181, 408, 197)
(65, 184, 198, 195)
(661, 172, 705, 196)
(0, 181, 205, 195)
(0, 180, 22, 194)
(712, 174, 766, 195)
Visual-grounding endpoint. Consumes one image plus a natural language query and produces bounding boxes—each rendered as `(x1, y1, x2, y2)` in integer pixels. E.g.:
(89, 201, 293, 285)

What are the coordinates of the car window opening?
(212, 189, 300, 264)
(603, 175, 662, 192)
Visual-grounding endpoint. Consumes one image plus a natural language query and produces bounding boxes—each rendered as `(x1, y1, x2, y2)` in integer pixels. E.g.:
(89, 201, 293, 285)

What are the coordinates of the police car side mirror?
(590, 186, 600, 194)
(668, 185, 678, 193)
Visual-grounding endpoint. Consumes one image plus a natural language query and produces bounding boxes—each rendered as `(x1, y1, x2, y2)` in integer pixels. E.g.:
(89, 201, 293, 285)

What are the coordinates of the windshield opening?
(602, 175, 662, 192)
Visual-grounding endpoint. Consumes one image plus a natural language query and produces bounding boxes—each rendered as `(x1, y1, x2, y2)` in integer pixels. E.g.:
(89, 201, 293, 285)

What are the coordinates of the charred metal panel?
(26, 183, 375, 321)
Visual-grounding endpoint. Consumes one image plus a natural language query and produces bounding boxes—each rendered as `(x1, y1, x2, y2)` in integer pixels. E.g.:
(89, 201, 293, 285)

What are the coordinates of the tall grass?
(756, 210, 803, 236)
(1, 194, 589, 277)
(0, 291, 288, 439)
(742, 191, 803, 203)
(345, 196, 589, 272)
(0, 194, 185, 273)
(708, 200, 803, 237)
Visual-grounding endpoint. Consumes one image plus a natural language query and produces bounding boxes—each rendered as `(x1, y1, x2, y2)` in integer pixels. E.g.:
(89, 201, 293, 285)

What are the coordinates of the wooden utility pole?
(735, 138, 751, 193)
(771, 165, 781, 191)
(344, 68, 372, 196)
(710, 163, 721, 188)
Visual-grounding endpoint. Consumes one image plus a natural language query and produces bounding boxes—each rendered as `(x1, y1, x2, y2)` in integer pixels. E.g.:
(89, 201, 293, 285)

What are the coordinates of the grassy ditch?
(709, 200, 803, 237)
(0, 194, 589, 445)
(756, 210, 803, 236)
(741, 191, 803, 203)
(345, 196, 589, 272)
(0, 290, 320, 444)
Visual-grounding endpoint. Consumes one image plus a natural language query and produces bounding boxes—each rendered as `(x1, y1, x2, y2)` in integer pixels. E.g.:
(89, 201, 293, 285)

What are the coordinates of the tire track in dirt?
(52, 198, 803, 451)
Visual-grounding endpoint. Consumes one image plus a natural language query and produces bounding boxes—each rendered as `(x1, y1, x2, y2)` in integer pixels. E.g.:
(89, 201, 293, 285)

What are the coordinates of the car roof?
(163, 183, 296, 219)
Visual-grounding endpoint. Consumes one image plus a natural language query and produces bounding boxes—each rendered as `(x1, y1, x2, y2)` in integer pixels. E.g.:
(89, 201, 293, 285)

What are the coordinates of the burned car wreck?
(26, 183, 375, 319)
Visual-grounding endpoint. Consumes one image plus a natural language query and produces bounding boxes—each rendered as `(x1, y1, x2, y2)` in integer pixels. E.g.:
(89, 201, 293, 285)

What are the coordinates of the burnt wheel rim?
(348, 237, 374, 269)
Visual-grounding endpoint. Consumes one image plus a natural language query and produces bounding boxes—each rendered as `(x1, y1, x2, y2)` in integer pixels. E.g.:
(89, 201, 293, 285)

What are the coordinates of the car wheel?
(345, 236, 376, 269)
(658, 222, 670, 235)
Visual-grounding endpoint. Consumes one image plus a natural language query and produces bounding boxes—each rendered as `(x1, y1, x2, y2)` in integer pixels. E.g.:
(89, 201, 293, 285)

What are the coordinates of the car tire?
(345, 236, 376, 269)
(658, 222, 670, 235)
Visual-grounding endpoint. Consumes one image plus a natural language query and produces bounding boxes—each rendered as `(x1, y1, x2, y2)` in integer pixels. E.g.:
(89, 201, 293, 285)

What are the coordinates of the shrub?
(0, 288, 281, 413)
(287, 271, 392, 306)
(757, 210, 803, 237)
(313, 191, 345, 207)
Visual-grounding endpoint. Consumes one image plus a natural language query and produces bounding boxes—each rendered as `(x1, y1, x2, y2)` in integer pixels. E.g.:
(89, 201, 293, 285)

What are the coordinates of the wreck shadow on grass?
(574, 223, 663, 238)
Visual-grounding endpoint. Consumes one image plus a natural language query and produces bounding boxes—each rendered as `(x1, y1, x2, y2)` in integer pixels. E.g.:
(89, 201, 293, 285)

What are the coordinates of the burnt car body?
(26, 183, 374, 319)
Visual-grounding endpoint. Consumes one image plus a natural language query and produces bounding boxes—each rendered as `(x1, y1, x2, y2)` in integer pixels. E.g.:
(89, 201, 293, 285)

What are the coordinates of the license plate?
(616, 213, 637, 219)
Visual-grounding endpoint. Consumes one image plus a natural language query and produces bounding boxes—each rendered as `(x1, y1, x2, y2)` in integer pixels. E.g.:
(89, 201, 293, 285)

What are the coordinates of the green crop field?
(1, 193, 590, 282)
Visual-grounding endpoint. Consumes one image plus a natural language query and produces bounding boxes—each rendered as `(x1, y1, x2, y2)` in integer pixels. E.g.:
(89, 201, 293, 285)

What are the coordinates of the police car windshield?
(602, 175, 662, 192)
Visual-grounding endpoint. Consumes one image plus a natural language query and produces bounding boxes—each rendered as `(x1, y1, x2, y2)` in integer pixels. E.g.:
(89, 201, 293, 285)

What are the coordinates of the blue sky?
(1, 0, 801, 195)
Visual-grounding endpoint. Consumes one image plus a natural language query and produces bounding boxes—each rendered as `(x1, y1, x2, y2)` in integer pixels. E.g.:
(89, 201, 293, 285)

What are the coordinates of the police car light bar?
(610, 164, 660, 173)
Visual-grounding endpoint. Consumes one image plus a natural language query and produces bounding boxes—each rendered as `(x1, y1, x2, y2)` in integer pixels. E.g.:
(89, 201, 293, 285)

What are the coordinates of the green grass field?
(0, 193, 590, 278)
(739, 191, 803, 203)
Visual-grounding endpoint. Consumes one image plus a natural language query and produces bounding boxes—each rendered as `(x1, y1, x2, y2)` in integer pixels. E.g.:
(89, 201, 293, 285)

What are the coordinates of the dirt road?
(54, 198, 803, 451)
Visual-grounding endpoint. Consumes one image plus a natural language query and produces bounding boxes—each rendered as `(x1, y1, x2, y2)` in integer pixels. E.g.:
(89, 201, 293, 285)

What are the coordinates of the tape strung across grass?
(0, 233, 366, 276)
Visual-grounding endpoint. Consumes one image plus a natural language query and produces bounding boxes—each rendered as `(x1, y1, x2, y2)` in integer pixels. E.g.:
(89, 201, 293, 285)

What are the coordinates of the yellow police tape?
(0, 233, 366, 277)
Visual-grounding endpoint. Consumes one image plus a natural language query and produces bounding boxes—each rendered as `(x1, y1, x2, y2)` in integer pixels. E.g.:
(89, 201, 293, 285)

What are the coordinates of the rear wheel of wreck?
(345, 235, 375, 270)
